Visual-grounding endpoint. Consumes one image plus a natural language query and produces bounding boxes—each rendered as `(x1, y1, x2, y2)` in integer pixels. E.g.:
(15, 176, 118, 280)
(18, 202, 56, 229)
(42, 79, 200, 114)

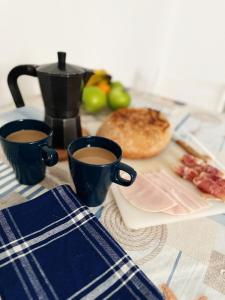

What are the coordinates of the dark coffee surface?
(73, 147, 117, 165)
(6, 130, 47, 143)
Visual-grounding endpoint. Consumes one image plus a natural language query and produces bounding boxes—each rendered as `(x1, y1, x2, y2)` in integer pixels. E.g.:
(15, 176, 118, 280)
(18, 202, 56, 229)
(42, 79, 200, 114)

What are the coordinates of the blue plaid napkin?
(0, 185, 163, 300)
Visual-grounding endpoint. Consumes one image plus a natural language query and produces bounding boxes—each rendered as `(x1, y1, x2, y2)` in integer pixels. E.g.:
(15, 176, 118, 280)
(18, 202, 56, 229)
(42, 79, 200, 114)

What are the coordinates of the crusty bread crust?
(96, 108, 172, 159)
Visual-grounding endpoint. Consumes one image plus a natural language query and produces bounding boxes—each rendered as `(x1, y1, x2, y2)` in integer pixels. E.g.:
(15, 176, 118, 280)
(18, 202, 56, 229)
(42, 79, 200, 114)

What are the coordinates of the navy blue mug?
(0, 119, 58, 185)
(67, 136, 137, 207)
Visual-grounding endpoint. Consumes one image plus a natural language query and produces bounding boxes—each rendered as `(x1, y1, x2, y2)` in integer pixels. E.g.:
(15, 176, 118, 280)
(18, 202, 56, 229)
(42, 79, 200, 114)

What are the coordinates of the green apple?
(82, 86, 107, 113)
(111, 81, 124, 91)
(108, 89, 131, 110)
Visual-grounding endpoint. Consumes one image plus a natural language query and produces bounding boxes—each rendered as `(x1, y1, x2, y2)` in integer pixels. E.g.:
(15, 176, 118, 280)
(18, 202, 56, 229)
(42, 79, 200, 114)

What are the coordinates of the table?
(1, 91, 225, 300)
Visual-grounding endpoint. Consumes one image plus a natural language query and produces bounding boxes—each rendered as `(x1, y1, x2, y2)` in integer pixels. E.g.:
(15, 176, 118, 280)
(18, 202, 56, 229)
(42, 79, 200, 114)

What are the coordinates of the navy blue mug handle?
(41, 145, 58, 167)
(112, 162, 137, 186)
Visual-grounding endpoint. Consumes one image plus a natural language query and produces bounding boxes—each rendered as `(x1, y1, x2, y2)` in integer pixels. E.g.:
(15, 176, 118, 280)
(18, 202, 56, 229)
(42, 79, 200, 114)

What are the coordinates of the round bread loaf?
(96, 108, 172, 159)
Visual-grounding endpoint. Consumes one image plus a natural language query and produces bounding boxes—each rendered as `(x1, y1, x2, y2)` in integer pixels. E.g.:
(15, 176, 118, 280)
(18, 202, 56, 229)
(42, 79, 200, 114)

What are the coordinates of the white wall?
(0, 0, 171, 108)
(153, 0, 225, 111)
(1, 0, 225, 112)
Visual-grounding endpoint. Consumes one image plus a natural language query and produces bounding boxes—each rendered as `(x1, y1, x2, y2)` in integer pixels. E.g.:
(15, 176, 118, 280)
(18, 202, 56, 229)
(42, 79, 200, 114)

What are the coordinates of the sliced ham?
(119, 172, 177, 212)
(120, 170, 209, 216)
(145, 170, 209, 215)
(164, 203, 191, 215)
(161, 171, 207, 206)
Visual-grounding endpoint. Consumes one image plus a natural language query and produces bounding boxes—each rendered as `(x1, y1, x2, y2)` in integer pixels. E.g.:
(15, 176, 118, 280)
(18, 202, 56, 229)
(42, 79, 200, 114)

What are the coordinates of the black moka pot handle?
(7, 65, 38, 107)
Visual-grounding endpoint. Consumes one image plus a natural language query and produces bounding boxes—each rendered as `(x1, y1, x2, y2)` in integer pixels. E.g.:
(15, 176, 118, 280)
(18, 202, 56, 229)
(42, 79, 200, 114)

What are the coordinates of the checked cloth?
(0, 185, 163, 300)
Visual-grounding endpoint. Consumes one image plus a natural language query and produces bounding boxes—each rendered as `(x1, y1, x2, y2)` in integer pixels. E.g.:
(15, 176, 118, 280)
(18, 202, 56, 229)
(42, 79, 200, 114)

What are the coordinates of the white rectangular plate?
(111, 184, 225, 229)
(111, 137, 225, 229)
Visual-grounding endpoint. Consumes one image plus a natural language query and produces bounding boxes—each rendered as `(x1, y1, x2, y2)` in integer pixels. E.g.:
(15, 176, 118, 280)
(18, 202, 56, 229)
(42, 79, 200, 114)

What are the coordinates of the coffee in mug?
(0, 119, 58, 185)
(68, 136, 137, 207)
(72, 147, 117, 165)
(6, 130, 47, 143)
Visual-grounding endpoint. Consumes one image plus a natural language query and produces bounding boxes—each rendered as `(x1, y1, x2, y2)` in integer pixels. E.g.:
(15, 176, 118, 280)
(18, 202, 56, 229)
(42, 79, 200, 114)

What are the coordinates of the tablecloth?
(1, 91, 225, 299)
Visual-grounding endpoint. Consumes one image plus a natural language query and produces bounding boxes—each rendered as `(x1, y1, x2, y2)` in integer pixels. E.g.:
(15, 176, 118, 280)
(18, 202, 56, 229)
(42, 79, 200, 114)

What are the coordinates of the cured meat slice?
(175, 165, 199, 181)
(181, 154, 204, 167)
(119, 172, 177, 212)
(202, 165, 223, 177)
(193, 172, 225, 199)
(176, 154, 225, 200)
(181, 154, 223, 178)
(146, 170, 209, 213)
